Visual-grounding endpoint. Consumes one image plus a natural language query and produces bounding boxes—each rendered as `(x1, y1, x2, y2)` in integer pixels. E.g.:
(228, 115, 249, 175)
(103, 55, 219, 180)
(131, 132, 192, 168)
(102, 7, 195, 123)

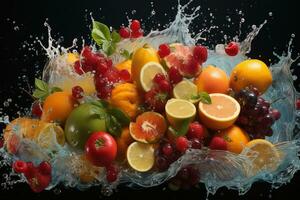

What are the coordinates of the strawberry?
(186, 122, 205, 140)
(180, 57, 201, 78)
(144, 88, 168, 112)
(193, 45, 208, 64)
(209, 136, 227, 150)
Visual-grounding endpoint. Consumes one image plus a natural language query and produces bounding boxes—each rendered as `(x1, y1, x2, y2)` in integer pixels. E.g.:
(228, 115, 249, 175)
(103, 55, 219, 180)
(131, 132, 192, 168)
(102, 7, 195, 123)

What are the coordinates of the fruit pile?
(1, 19, 283, 192)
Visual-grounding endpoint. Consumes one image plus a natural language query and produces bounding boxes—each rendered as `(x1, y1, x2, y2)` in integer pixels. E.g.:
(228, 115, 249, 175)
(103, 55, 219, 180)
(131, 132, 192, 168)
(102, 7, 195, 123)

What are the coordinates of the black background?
(1, 0, 300, 199)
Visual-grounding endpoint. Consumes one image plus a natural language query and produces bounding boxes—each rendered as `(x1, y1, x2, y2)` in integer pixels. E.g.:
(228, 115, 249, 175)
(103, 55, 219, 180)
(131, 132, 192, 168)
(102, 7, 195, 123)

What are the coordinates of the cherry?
(72, 86, 84, 99)
(131, 29, 143, 38)
(162, 143, 173, 157)
(168, 66, 183, 84)
(186, 122, 205, 140)
(158, 44, 171, 58)
(119, 69, 131, 82)
(225, 42, 239, 56)
(130, 20, 141, 32)
(209, 136, 227, 150)
(193, 45, 208, 63)
(13, 160, 28, 173)
(119, 26, 131, 38)
(31, 101, 43, 118)
(156, 156, 169, 171)
(38, 161, 52, 175)
(175, 136, 189, 153)
(106, 164, 118, 183)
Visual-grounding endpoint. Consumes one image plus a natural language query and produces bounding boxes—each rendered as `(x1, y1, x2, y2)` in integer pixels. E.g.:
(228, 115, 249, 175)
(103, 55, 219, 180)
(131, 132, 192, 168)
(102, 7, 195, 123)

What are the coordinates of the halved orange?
(129, 112, 167, 143)
(198, 93, 240, 130)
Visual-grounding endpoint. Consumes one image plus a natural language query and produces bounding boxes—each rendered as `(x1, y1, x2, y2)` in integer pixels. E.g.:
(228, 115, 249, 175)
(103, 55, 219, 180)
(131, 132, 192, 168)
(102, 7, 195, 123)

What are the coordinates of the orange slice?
(198, 93, 240, 130)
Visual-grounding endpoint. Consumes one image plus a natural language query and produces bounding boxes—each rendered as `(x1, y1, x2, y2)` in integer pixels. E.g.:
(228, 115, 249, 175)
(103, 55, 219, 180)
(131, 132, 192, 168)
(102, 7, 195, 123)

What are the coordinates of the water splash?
(1, 0, 300, 197)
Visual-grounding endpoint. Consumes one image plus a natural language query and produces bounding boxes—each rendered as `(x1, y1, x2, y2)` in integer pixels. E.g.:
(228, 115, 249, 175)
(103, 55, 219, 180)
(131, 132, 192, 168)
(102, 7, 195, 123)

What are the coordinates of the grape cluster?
(235, 89, 281, 139)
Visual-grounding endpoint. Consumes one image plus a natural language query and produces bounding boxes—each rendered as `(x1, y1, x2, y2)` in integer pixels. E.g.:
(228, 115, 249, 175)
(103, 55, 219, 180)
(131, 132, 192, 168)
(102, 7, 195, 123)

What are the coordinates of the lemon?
(126, 142, 155, 172)
(173, 80, 198, 103)
(37, 123, 65, 149)
(67, 53, 79, 64)
(140, 62, 167, 92)
(242, 139, 280, 176)
(165, 98, 196, 129)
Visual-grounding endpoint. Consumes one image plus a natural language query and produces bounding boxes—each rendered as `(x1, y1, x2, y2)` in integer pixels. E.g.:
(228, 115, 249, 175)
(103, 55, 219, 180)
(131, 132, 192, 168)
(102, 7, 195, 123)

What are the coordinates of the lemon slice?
(198, 93, 240, 130)
(37, 123, 65, 149)
(127, 142, 155, 172)
(173, 80, 198, 103)
(165, 98, 196, 129)
(140, 62, 166, 92)
(242, 139, 280, 176)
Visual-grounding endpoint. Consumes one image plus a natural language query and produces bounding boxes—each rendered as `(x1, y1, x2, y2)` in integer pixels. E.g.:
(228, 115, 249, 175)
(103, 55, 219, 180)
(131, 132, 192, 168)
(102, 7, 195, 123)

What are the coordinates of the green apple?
(64, 103, 107, 149)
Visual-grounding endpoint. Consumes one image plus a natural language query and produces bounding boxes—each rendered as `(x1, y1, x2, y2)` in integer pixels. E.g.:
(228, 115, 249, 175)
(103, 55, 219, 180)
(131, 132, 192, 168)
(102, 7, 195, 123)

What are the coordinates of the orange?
(115, 59, 132, 74)
(66, 53, 79, 64)
(131, 45, 160, 90)
(198, 93, 240, 130)
(41, 91, 75, 123)
(194, 65, 229, 94)
(130, 112, 167, 143)
(230, 59, 272, 94)
(216, 125, 250, 154)
(116, 127, 134, 160)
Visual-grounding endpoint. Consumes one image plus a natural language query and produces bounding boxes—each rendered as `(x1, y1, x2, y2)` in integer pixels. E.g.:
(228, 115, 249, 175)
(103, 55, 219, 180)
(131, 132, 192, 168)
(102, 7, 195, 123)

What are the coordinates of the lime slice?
(140, 62, 166, 92)
(165, 98, 196, 129)
(173, 80, 198, 103)
(126, 142, 155, 172)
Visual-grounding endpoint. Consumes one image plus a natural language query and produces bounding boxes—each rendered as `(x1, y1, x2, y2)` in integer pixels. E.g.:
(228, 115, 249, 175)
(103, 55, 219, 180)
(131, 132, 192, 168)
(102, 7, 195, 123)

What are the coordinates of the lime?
(173, 80, 198, 103)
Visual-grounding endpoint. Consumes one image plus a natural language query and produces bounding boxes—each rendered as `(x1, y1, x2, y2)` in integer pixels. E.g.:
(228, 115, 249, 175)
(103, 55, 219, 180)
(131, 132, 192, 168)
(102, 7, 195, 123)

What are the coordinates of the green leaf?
(168, 119, 190, 137)
(91, 100, 109, 109)
(92, 29, 106, 45)
(35, 78, 49, 92)
(111, 30, 121, 43)
(105, 115, 122, 137)
(190, 92, 212, 104)
(50, 87, 62, 93)
(120, 49, 130, 59)
(32, 89, 48, 100)
(92, 21, 111, 41)
(108, 108, 130, 126)
(103, 41, 116, 56)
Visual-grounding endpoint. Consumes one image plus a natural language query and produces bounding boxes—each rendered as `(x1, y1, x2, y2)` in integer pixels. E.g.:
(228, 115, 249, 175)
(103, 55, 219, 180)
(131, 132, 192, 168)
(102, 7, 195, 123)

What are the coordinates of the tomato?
(85, 132, 117, 167)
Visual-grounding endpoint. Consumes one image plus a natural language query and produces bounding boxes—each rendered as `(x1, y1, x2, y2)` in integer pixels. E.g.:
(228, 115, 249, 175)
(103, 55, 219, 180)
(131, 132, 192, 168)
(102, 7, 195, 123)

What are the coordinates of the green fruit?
(64, 103, 107, 149)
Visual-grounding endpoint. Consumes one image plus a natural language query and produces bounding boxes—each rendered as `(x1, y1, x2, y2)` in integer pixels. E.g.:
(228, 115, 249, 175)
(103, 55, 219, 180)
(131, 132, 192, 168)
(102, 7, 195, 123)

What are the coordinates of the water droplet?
(268, 12, 273, 16)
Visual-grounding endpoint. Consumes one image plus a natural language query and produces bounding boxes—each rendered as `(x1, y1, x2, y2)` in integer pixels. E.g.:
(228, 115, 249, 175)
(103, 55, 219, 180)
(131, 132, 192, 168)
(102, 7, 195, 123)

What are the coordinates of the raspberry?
(13, 160, 28, 173)
(193, 45, 208, 63)
(131, 29, 143, 38)
(158, 44, 171, 58)
(130, 20, 141, 32)
(74, 61, 84, 75)
(168, 66, 183, 84)
(119, 26, 130, 38)
(175, 136, 189, 153)
(72, 86, 84, 99)
(106, 165, 118, 183)
(225, 42, 239, 56)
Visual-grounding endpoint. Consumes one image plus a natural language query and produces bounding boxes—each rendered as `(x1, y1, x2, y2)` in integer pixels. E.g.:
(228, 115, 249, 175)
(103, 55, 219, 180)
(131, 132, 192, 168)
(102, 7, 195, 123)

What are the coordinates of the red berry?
(270, 109, 281, 120)
(186, 122, 205, 140)
(156, 156, 170, 171)
(153, 73, 166, 85)
(95, 62, 109, 75)
(81, 63, 94, 73)
(182, 57, 200, 77)
(162, 143, 173, 157)
(105, 68, 121, 84)
(158, 44, 171, 58)
(31, 101, 43, 118)
(175, 136, 189, 153)
(72, 86, 84, 99)
(106, 164, 118, 183)
(106, 59, 113, 68)
(97, 86, 112, 99)
(193, 45, 208, 63)
(130, 20, 141, 32)
(190, 138, 202, 149)
(131, 29, 144, 38)
(13, 160, 28, 173)
(157, 80, 171, 93)
(225, 42, 239, 56)
(119, 26, 130, 38)
(38, 161, 52, 175)
(119, 69, 131, 82)
(296, 99, 300, 110)
(168, 66, 183, 84)
(74, 61, 84, 75)
(209, 136, 227, 150)
(144, 88, 168, 112)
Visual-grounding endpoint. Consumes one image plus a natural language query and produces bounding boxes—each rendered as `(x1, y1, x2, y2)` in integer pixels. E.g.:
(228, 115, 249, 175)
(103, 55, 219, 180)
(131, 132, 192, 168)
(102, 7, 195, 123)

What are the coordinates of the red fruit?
(0, 138, 3, 148)
(181, 57, 200, 78)
(131, 29, 144, 38)
(85, 132, 117, 167)
(130, 20, 141, 32)
(162, 143, 173, 157)
(168, 66, 183, 84)
(13, 160, 28, 173)
(106, 164, 118, 183)
(296, 99, 300, 110)
(96, 86, 112, 99)
(186, 122, 205, 140)
(153, 73, 166, 85)
(190, 138, 202, 149)
(156, 156, 170, 171)
(209, 136, 227, 150)
(144, 88, 168, 112)
(270, 109, 281, 120)
(119, 69, 131, 82)
(105, 68, 121, 84)
(95, 62, 109, 75)
(225, 42, 239, 56)
(81, 63, 94, 73)
(38, 161, 52, 175)
(106, 59, 113, 68)
(72, 86, 84, 99)
(119, 26, 131, 38)
(31, 101, 43, 118)
(193, 45, 208, 63)
(175, 136, 189, 153)
(157, 79, 171, 93)
(158, 44, 171, 58)
(74, 61, 84, 75)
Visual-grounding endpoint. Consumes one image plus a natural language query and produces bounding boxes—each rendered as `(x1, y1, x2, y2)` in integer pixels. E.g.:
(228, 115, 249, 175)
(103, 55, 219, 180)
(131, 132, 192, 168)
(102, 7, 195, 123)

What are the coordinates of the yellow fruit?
(66, 53, 79, 64)
(173, 80, 198, 103)
(127, 142, 155, 172)
(198, 93, 240, 130)
(110, 83, 140, 119)
(216, 125, 250, 154)
(115, 59, 132, 74)
(242, 139, 280, 175)
(42, 91, 75, 123)
(131, 45, 160, 90)
(230, 59, 272, 94)
(140, 62, 166, 92)
(165, 98, 196, 129)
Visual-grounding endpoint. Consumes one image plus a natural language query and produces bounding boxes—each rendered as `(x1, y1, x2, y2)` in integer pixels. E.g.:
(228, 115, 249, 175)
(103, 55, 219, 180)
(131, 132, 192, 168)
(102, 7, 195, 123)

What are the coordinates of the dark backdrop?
(0, 0, 300, 199)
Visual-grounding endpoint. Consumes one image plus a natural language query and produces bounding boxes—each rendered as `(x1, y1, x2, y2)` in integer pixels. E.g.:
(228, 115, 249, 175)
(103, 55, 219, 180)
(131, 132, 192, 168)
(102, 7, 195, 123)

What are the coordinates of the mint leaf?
(120, 49, 131, 59)
(111, 30, 121, 43)
(190, 92, 211, 104)
(50, 87, 62, 93)
(168, 119, 190, 137)
(35, 78, 49, 92)
(92, 21, 111, 41)
(33, 89, 48, 99)
(103, 41, 116, 56)
(108, 108, 130, 126)
(105, 115, 122, 137)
